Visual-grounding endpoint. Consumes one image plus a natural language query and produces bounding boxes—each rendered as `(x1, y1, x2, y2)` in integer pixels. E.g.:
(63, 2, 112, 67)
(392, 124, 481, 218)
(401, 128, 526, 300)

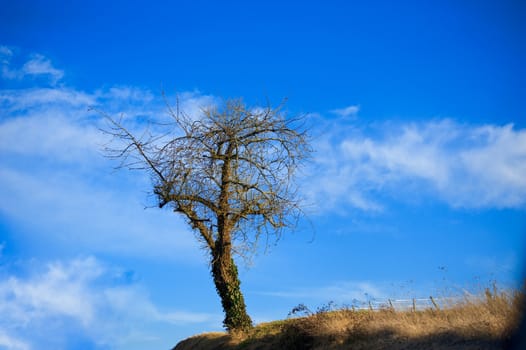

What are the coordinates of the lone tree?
(103, 97, 311, 332)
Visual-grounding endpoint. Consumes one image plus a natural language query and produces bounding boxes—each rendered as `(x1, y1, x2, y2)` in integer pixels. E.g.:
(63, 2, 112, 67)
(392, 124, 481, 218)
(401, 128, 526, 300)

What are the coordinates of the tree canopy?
(102, 97, 311, 331)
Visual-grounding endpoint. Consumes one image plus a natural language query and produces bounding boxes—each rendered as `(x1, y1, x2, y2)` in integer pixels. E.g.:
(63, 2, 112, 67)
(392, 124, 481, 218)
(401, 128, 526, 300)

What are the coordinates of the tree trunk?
(211, 247, 252, 332)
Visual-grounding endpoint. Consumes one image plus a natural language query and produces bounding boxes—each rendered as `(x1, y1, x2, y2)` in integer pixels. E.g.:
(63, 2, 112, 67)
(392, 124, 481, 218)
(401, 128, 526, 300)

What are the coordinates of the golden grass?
(173, 287, 525, 350)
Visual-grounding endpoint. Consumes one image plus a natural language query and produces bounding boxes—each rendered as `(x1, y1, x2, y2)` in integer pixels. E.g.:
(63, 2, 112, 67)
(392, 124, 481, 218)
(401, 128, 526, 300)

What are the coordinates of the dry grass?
(173, 287, 525, 350)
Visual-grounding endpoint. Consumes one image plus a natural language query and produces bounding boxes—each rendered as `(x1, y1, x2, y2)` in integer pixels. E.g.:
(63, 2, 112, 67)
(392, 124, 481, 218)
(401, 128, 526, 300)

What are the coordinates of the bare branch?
(100, 97, 311, 259)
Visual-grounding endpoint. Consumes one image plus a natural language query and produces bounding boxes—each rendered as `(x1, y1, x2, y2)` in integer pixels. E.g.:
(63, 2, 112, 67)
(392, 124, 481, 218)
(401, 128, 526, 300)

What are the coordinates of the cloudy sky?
(1, 1, 525, 349)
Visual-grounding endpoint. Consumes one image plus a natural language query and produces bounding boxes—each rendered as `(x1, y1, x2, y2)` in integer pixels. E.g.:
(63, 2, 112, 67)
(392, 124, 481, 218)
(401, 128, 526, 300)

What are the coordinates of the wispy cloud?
(1, 87, 95, 110)
(330, 105, 360, 118)
(0, 103, 102, 161)
(0, 50, 217, 261)
(304, 118, 526, 212)
(0, 162, 200, 261)
(169, 90, 219, 121)
(254, 281, 387, 304)
(1, 49, 64, 85)
(21, 54, 64, 84)
(0, 46, 13, 63)
(0, 256, 218, 350)
(0, 52, 241, 265)
(0, 331, 30, 350)
(2, 48, 524, 264)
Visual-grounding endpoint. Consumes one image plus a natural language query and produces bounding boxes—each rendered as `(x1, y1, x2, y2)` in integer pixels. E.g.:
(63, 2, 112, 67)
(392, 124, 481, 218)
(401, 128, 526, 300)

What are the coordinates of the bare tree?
(102, 97, 311, 332)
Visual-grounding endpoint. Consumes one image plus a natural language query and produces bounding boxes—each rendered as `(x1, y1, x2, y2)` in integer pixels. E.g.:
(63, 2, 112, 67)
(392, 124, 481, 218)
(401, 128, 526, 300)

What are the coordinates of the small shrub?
(288, 303, 313, 318)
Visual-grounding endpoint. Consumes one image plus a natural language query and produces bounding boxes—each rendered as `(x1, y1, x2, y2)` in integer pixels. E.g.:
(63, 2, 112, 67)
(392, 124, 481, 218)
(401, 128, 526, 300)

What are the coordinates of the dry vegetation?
(173, 286, 525, 350)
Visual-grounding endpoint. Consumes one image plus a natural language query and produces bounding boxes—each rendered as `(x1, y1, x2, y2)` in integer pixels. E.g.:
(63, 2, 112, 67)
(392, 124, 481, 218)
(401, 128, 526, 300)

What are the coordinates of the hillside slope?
(173, 289, 523, 350)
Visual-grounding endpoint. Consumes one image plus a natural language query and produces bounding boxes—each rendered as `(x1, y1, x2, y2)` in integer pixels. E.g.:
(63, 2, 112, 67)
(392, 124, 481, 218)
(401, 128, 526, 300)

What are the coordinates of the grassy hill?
(173, 287, 524, 350)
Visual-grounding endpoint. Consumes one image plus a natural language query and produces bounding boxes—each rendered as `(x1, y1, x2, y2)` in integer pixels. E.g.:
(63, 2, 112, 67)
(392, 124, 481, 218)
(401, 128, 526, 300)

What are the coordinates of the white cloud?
(0, 51, 219, 262)
(305, 119, 526, 212)
(21, 54, 64, 84)
(1, 46, 15, 80)
(457, 124, 526, 207)
(0, 46, 12, 55)
(0, 107, 103, 162)
(0, 257, 217, 350)
(0, 46, 13, 65)
(1, 87, 95, 109)
(0, 166, 199, 261)
(101, 86, 154, 102)
(0, 331, 30, 350)
(1, 50, 64, 85)
(0, 70, 211, 261)
(330, 105, 360, 118)
(172, 90, 218, 120)
(340, 120, 452, 186)
(0, 257, 101, 327)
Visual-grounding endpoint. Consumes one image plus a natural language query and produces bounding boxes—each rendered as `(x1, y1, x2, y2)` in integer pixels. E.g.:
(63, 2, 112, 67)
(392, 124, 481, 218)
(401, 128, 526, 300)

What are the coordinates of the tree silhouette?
(102, 97, 311, 331)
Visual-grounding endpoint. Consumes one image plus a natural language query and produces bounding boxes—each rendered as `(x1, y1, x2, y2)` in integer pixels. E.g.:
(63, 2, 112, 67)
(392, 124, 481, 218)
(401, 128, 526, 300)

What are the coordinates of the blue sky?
(1, 0, 525, 349)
